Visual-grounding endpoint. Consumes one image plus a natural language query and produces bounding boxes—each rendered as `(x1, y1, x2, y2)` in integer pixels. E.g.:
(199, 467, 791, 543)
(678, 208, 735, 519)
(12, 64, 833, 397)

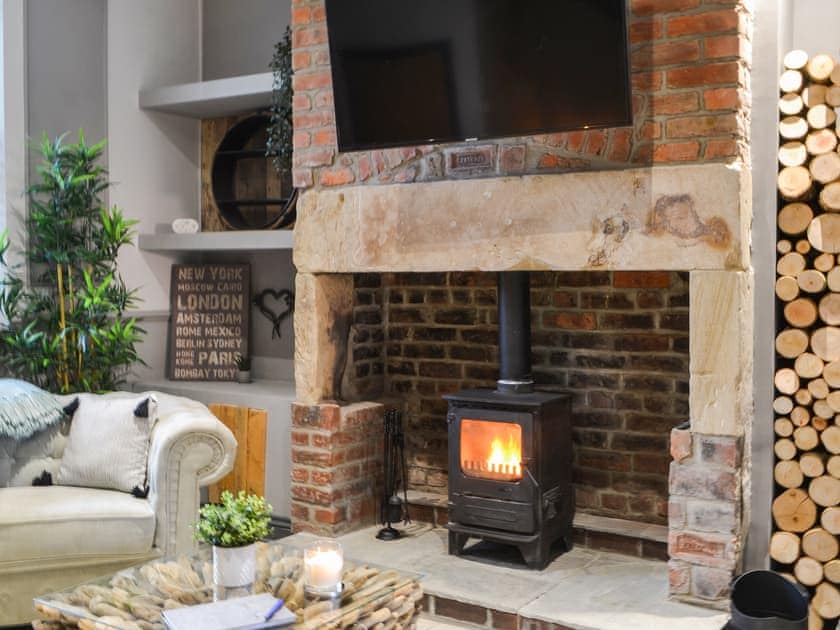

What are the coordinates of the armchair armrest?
(146, 392, 237, 556)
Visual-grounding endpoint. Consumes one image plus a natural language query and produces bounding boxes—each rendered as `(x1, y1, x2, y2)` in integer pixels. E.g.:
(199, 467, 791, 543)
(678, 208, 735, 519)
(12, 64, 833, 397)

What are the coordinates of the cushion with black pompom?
(57, 394, 157, 495)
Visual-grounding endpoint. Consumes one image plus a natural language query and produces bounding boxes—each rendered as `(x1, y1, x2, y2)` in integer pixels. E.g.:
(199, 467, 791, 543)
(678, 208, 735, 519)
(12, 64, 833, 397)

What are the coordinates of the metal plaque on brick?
(168, 263, 250, 381)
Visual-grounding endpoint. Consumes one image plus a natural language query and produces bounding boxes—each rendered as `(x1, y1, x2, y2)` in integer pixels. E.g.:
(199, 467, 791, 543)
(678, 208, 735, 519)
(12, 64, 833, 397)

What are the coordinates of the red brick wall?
(290, 401, 384, 535)
(363, 271, 689, 525)
(290, 0, 750, 189)
(347, 274, 386, 400)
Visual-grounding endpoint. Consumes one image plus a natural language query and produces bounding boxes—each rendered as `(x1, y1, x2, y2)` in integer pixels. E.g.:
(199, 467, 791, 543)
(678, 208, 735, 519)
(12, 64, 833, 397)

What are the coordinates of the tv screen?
(324, 0, 632, 152)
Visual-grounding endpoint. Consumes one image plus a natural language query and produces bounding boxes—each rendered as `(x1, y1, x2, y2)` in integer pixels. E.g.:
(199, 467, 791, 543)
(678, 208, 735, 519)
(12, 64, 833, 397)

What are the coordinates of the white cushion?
(7, 422, 69, 487)
(58, 393, 157, 494)
(0, 486, 155, 563)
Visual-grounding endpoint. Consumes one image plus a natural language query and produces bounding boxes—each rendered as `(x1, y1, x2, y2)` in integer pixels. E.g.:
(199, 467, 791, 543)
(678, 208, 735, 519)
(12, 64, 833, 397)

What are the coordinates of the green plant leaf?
(0, 130, 143, 393)
(195, 491, 273, 547)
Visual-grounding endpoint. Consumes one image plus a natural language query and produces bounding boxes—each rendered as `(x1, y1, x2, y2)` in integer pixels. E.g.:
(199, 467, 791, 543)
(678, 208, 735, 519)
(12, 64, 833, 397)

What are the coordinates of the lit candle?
(304, 540, 344, 594)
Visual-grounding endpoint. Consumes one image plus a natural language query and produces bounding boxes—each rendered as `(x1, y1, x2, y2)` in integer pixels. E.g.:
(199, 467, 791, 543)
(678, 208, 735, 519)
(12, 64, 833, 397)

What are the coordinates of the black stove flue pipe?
(497, 271, 534, 393)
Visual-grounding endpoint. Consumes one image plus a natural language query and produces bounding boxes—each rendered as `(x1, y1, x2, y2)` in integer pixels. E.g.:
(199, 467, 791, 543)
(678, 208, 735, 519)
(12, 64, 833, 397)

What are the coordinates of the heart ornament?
(253, 288, 295, 339)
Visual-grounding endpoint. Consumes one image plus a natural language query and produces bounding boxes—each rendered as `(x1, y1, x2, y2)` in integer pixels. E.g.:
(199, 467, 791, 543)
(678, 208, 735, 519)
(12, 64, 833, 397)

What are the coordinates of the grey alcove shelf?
(138, 229, 294, 254)
(138, 72, 274, 119)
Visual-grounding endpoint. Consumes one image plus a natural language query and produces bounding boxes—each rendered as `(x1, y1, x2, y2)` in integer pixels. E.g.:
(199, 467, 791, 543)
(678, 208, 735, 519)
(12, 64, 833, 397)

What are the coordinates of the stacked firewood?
(773, 49, 840, 628)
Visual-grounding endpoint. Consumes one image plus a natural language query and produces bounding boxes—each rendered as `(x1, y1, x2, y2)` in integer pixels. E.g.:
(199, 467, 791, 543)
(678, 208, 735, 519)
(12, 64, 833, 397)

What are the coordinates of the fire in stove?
(460, 419, 523, 482)
(446, 272, 574, 570)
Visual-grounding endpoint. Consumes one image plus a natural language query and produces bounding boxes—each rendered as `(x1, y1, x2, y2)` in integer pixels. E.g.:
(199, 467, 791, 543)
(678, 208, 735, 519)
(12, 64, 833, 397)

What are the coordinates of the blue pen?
(264, 598, 285, 622)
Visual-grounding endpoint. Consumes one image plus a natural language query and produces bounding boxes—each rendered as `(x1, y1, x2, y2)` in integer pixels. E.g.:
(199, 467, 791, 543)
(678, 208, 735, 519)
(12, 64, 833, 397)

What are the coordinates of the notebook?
(161, 593, 296, 630)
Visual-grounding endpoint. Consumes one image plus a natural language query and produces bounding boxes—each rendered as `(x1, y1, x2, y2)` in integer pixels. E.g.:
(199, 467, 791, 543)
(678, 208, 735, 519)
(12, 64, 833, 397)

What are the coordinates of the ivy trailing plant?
(195, 490, 272, 548)
(0, 131, 144, 394)
(266, 26, 293, 176)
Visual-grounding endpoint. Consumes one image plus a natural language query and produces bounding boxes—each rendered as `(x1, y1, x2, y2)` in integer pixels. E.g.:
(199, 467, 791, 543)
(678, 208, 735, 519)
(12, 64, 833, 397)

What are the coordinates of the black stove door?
(447, 407, 538, 520)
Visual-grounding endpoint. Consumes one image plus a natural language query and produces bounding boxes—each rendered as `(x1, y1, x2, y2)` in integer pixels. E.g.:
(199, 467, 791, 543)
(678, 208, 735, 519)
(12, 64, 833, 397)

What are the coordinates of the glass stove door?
(459, 418, 523, 482)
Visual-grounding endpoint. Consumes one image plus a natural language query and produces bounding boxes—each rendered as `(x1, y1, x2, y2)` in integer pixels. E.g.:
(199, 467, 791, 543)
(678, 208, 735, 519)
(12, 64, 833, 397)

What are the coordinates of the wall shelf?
(138, 229, 293, 253)
(138, 72, 273, 118)
(133, 377, 295, 402)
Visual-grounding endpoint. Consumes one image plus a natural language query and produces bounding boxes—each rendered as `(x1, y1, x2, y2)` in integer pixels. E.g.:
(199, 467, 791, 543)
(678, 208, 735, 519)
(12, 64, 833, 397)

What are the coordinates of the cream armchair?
(0, 391, 236, 625)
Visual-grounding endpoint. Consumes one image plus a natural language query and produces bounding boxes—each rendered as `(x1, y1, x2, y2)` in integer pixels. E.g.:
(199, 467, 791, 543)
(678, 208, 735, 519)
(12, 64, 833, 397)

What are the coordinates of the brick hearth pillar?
(669, 270, 753, 604)
(290, 401, 383, 535)
(291, 272, 383, 535)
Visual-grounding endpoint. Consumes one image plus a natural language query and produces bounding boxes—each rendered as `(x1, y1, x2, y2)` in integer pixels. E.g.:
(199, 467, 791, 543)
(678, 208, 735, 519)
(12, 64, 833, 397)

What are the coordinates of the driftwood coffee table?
(33, 541, 422, 629)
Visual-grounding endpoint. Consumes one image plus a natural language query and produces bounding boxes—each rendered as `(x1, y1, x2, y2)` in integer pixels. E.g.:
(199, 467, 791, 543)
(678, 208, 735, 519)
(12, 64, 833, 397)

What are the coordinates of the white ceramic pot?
(236, 370, 251, 384)
(213, 544, 256, 588)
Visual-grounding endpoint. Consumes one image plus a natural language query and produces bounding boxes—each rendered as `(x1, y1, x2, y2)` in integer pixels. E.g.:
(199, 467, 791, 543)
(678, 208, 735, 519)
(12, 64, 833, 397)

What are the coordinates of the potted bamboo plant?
(0, 131, 142, 393)
(195, 490, 272, 590)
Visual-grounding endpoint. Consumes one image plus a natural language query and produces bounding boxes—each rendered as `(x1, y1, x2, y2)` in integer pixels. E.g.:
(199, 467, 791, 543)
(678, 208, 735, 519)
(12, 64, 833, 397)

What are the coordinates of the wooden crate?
(208, 403, 267, 501)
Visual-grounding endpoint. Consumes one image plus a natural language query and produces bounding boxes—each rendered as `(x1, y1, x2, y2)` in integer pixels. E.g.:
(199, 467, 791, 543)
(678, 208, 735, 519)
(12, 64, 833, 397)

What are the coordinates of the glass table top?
(34, 540, 423, 629)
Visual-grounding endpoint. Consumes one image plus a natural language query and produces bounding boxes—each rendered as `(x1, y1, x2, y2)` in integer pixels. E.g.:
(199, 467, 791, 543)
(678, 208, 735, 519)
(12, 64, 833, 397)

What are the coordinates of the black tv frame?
(324, 0, 633, 153)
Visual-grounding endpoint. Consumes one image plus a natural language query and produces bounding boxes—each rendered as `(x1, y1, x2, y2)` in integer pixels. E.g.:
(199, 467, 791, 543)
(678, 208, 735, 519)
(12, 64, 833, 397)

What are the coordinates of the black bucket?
(729, 570, 808, 630)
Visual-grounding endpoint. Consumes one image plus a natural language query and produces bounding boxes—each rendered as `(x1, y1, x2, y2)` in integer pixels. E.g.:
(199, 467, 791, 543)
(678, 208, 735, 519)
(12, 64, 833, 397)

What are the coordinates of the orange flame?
(487, 435, 521, 476)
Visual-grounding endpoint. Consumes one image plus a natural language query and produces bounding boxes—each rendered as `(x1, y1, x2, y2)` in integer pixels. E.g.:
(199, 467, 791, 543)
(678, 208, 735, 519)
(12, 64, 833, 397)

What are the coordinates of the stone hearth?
(284, 525, 728, 630)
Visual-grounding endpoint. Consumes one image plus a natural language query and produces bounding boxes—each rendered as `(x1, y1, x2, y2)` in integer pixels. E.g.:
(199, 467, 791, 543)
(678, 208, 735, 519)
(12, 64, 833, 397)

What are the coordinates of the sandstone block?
(689, 270, 753, 436)
(294, 273, 354, 404)
(294, 164, 749, 273)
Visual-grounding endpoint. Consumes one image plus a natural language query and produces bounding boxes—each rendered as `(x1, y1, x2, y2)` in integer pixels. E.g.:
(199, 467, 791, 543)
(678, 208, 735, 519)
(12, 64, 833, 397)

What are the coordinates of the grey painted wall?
(202, 0, 290, 80)
(200, 0, 295, 369)
(745, 0, 785, 571)
(106, 0, 203, 383)
(204, 250, 296, 366)
(3, 0, 26, 271)
(790, 0, 840, 58)
(0, 3, 5, 238)
(26, 0, 107, 184)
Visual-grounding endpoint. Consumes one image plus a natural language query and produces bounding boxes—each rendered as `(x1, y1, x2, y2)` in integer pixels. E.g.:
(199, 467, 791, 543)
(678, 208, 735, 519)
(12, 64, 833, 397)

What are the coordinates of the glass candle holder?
(303, 539, 344, 598)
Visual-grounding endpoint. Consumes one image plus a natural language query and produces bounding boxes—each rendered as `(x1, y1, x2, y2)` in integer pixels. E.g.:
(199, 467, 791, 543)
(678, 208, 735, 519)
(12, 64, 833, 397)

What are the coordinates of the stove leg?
(448, 530, 468, 556)
(520, 536, 552, 570)
(562, 534, 574, 552)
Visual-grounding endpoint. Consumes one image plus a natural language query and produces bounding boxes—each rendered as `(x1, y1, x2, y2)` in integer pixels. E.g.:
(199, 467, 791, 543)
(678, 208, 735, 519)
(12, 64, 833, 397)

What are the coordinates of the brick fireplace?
(289, 0, 754, 606)
(357, 269, 690, 526)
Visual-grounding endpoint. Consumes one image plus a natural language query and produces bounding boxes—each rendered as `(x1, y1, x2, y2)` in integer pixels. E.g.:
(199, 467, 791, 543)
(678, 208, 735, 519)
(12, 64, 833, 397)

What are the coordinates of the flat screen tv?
(324, 0, 632, 152)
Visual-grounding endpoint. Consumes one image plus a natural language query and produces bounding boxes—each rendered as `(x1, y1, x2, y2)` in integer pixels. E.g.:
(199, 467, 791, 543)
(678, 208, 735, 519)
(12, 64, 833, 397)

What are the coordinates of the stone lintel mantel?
(294, 163, 750, 274)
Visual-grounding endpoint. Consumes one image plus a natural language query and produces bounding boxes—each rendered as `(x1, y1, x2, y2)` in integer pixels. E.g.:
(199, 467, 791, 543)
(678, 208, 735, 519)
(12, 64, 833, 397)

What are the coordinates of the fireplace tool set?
(376, 409, 410, 540)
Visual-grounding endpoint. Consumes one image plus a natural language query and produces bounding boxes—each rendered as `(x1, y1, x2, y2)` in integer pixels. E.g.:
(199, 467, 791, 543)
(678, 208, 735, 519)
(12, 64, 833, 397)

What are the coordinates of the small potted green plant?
(195, 490, 272, 590)
(234, 353, 252, 384)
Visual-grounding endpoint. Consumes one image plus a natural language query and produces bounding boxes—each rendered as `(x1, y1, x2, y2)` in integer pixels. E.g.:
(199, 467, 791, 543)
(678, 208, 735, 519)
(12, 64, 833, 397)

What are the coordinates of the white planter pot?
(237, 370, 251, 384)
(213, 544, 256, 588)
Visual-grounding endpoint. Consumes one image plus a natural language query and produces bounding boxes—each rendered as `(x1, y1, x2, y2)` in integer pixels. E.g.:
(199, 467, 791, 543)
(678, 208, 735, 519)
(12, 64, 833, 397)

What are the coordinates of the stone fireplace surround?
(291, 162, 753, 605)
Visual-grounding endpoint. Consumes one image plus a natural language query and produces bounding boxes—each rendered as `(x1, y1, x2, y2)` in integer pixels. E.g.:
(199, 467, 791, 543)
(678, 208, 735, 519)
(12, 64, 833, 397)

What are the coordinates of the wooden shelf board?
(138, 229, 294, 253)
(138, 72, 274, 118)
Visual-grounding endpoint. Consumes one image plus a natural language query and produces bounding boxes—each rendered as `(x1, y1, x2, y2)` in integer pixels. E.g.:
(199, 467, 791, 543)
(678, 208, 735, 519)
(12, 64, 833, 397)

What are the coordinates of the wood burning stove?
(445, 272, 574, 569)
